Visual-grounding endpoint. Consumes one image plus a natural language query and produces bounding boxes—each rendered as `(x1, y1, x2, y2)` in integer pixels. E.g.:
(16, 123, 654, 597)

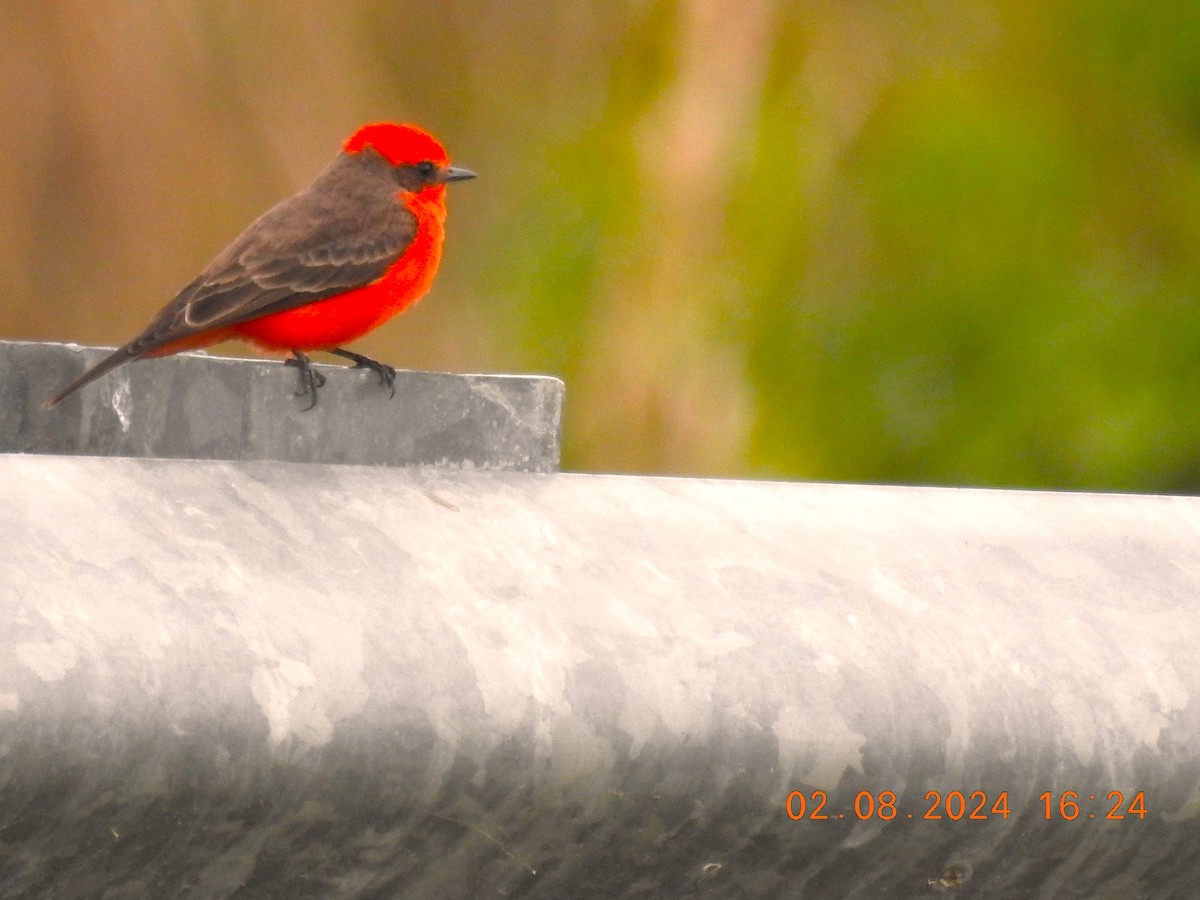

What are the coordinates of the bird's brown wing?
(128, 149, 417, 356)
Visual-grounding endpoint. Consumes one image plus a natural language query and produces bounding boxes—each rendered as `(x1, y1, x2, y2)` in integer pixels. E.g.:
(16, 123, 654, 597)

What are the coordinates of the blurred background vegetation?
(3, 1, 1200, 491)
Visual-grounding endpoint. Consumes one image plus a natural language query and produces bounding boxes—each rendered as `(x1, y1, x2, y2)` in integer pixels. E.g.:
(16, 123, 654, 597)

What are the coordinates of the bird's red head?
(343, 122, 450, 167)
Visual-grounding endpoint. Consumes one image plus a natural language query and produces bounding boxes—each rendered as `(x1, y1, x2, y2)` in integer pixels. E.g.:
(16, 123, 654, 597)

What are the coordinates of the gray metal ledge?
(0, 340, 563, 471)
(1, 454, 1198, 897)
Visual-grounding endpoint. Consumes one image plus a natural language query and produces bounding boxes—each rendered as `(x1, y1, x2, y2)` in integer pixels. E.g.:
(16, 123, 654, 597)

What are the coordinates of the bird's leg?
(284, 350, 326, 410)
(329, 348, 396, 399)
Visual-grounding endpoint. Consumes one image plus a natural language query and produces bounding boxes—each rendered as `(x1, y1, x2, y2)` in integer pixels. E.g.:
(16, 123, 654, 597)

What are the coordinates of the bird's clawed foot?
(330, 348, 397, 399)
(285, 351, 326, 410)
(283, 349, 396, 409)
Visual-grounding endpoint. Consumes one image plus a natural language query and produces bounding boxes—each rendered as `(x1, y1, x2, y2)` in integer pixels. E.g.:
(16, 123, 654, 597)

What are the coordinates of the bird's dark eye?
(416, 161, 437, 180)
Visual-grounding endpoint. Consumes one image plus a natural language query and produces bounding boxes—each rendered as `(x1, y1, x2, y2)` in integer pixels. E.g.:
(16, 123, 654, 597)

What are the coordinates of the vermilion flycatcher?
(46, 122, 475, 409)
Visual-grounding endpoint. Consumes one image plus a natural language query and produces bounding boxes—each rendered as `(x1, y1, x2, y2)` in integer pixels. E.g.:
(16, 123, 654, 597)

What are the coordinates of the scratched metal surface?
(0, 456, 1198, 897)
(0, 341, 563, 472)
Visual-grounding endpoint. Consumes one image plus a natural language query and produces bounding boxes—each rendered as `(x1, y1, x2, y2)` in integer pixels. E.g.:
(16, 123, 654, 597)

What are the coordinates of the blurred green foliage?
(3, 1, 1200, 491)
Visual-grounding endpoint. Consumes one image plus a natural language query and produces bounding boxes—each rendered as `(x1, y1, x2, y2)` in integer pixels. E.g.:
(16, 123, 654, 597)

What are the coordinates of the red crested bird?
(46, 122, 475, 409)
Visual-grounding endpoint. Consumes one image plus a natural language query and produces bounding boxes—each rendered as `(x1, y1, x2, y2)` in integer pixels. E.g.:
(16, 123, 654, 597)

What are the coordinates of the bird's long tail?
(44, 345, 140, 409)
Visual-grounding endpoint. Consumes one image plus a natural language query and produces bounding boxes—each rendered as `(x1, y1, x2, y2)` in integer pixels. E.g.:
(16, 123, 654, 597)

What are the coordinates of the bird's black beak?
(440, 165, 477, 183)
